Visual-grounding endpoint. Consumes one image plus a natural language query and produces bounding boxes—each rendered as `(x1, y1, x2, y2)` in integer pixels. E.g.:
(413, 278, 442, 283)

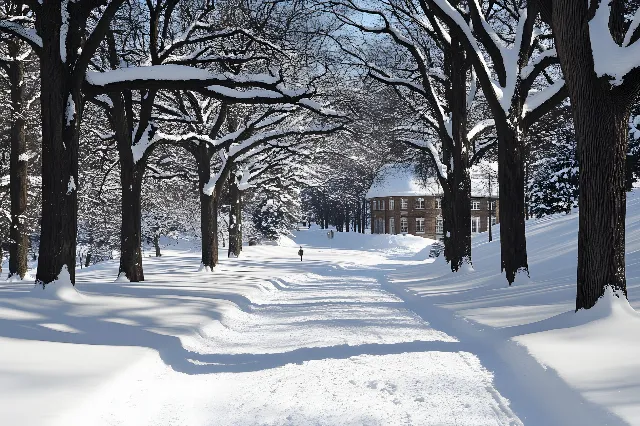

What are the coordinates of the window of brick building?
(400, 217, 408, 233)
(416, 218, 425, 233)
(415, 198, 425, 209)
(401, 198, 408, 210)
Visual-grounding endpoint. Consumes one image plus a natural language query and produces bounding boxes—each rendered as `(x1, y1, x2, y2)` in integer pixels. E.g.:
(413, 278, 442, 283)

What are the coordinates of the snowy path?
(37, 237, 524, 426)
(6, 227, 626, 425)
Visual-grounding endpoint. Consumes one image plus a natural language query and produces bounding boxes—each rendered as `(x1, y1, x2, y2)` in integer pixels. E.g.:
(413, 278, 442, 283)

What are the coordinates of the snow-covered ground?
(3, 193, 640, 425)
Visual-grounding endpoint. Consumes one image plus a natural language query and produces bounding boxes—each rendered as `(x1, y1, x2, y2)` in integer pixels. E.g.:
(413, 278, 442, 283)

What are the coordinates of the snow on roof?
(366, 164, 441, 199)
(366, 163, 498, 199)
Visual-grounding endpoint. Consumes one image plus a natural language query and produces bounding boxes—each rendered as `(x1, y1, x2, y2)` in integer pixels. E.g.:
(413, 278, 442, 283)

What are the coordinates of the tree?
(424, 0, 566, 284)
(539, 0, 640, 309)
(0, 0, 331, 284)
(326, 0, 497, 270)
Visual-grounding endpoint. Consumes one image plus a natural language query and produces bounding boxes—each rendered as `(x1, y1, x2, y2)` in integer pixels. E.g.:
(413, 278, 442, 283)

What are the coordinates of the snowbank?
(384, 189, 640, 425)
(292, 224, 433, 255)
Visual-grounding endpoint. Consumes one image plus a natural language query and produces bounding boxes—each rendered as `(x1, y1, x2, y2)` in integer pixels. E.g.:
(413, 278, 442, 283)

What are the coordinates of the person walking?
(298, 246, 304, 261)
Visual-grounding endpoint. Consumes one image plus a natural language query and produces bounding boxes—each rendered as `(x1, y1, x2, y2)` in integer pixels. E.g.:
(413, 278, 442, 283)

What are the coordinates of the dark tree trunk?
(36, 5, 80, 284)
(154, 234, 161, 257)
(362, 197, 367, 234)
(7, 39, 28, 279)
(85, 252, 92, 268)
(197, 144, 217, 270)
(323, 203, 329, 229)
(488, 179, 494, 243)
(552, 0, 629, 309)
(110, 87, 146, 282)
(345, 207, 350, 232)
(119, 166, 145, 281)
(496, 124, 528, 284)
(228, 168, 242, 258)
(442, 35, 472, 271)
(525, 158, 530, 221)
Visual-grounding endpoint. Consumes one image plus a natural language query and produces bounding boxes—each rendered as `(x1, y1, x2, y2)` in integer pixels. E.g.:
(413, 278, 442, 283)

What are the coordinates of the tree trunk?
(119, 166, 145, 281)
(154, 234, 161, 257)
(362, 197, 367, 234)
(228, 168, 242, 258)
(7, 39, 28, 279)
(197, 144, 217, 270)
(496, 124, 528, 284)
(552, 0, 628, 309)
(489, 172, 494, 242)
(36, 7, 80, 284)
(442, 34, 472, 271)
(345, 207, 350, 232)
(111, 88, 146, 282)
(85, 252, 92, 268)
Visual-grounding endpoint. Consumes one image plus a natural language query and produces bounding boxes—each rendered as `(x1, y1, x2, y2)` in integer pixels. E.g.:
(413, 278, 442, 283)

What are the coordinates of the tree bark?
(228, 167, 242, 258)
(154, 234, 161, 257)
(7, 39, 28, 279)
(345, 207, 350, 232)
(496, 124, 528, 284)
(197, 144, 217, 270)
(442, 34, 472, 271)
(552, 0, 629, 309)
(119, 166, 145, 281)
(36, 5, 80, 284)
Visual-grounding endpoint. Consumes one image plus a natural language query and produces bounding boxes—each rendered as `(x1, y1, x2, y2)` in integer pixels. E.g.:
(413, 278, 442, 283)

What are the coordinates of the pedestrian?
(298, 246, 304, 261)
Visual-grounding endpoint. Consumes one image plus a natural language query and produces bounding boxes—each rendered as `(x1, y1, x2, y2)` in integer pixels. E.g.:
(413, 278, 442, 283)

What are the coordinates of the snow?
(382, 189, 640, 426)
(65, 94, 75, 127)
(131, 124, 154, 163)
(365, 164, 441, 198)
(86, 66, 278, 86)
(0, 228, 522, 425)
(66, 176, 76, 194)
(590, 1, 640, 85)
(60, 0, 69, 63)
(523, 79, 565, 117)
(5, 190, 640, 424)
(366, 163, 498, 198)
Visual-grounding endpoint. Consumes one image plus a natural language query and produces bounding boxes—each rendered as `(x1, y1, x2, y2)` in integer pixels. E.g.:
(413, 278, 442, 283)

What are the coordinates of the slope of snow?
(384, 189, 640, 425)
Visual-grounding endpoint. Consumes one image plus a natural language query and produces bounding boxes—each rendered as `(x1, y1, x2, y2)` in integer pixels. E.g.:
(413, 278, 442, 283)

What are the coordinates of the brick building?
(366, 164, 498, 239)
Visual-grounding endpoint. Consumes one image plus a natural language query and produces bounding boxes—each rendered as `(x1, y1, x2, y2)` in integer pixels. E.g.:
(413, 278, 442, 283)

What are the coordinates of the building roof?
(366, 163, 498, 199)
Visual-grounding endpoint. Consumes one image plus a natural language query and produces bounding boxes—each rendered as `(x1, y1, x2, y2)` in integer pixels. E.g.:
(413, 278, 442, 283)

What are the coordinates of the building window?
(381, 200, 385, 210)
(487, 201, 495, 211)
(435, 198, 441, 209)
(389, 217, 395, 234)
(471, 217, 480, 233)
(472, 201, 481, 211)
(389, 198, 395, 210)
(400, 217, 408, 233)
(415, 198, 425, 209)
(416, 218, 425, 233)
(400, 198, 408, 209)
(436, 216, 443, 234)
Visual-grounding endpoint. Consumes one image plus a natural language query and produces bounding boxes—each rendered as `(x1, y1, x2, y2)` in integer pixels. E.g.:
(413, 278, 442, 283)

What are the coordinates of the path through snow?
(48, 234, 522, 426)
